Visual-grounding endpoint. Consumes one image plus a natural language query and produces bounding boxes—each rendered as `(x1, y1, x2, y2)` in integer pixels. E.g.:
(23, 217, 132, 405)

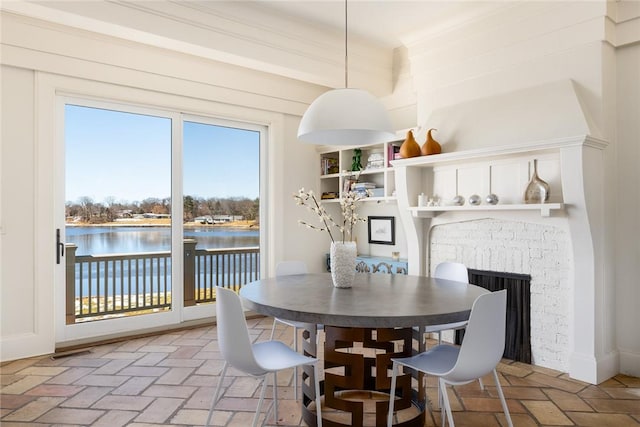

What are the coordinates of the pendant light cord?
(344, 0, 348, 89)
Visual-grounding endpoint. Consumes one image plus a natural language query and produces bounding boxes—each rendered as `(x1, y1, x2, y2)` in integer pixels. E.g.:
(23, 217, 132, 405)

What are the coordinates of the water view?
(64, 106, 262, 320)
(66, 226, 261, 317)
(66, 226, 260, 255)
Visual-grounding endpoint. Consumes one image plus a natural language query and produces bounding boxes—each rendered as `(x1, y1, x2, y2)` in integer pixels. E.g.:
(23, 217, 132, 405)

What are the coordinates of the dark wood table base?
(301, 326, 424, 427)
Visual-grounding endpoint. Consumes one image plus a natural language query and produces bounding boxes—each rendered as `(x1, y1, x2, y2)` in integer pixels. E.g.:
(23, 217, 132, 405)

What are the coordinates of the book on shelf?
(321, 157, 339, 175)
(321, 192, 338, 199)
(387, 144, 401, 166)
(352, 182, 376, 190)
(343, 176, 357, 193)
(353, 187, 384, 198)
(370, 188, 384, 197)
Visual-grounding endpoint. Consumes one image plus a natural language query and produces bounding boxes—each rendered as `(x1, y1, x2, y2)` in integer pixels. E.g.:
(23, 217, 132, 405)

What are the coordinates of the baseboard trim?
(55, 312, 265, 354)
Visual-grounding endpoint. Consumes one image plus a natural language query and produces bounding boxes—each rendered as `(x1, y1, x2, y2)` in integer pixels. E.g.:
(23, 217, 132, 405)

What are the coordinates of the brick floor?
(1, 316, 639, 426)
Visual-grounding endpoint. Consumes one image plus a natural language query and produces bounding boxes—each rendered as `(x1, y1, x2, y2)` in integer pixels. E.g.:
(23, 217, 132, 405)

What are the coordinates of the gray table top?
(239, 273, 489, 328)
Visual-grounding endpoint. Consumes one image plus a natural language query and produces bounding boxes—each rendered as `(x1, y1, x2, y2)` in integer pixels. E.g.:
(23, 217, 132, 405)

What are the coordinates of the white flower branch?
(294, 187, 371, 244)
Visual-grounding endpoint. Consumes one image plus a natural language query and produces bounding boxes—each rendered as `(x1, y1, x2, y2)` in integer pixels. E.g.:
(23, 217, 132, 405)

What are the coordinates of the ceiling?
(13, 0, 510, 50)
(247, 0, 507, 48)
(1, 0, 512, 92)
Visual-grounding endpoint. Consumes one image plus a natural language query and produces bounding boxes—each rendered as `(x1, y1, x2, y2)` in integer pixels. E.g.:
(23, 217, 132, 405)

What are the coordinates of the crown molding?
(0, 0, 393, 95)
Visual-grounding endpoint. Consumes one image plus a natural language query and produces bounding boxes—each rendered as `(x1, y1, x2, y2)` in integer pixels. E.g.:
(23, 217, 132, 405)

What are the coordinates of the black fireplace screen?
(455, 268, 532, 363)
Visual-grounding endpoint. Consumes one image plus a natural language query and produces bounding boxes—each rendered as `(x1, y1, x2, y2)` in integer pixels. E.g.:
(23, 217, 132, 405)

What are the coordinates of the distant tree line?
(66, 196, 259, 224)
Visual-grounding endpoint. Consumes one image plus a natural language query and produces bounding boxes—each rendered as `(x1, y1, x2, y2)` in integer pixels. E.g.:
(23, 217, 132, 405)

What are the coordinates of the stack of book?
(387, 144, 402, 166)
(365, 151, 384, 169)
(321, 191, 338, 199)
(352, 182, 381, 197)
(352, 182, 376, 191)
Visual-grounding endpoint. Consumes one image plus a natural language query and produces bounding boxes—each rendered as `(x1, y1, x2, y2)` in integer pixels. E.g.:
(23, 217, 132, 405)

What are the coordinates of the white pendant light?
(297, 0, 395, 146)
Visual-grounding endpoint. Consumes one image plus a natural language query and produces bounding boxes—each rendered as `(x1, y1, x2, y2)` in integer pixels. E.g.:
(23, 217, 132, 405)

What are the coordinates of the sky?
(65, 104, 260, 204)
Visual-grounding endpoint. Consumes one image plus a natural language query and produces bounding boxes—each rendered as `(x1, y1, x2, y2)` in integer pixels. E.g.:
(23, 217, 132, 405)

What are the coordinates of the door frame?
(44, 76, 274, 348)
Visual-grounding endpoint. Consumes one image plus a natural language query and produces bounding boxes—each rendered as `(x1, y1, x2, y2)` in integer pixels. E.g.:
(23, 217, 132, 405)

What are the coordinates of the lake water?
(66, 226, 260, 255)
(67, 226, 260, 299)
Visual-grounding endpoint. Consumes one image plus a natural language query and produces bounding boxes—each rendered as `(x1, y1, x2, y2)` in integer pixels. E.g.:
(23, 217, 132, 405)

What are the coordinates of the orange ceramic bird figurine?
(421, 128, 442, 155)
(399, 130, 421, 158)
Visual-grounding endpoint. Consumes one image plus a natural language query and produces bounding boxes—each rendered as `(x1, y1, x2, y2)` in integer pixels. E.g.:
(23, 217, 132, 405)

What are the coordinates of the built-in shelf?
(318, 140, 402, 201)
(321, 196, 396, 204)
(408, 203, 564, 218)
(320, 172, 341, 179)
(390, 136, 607, 169)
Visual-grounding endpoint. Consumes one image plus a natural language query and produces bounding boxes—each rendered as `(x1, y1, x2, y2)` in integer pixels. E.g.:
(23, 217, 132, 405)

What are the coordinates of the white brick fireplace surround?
(392, 81, 616, 385)
(430, 219, 571, 372)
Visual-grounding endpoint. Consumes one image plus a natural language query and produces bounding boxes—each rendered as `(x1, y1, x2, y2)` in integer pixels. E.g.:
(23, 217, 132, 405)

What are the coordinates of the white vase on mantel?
(330, 241, 357, 288)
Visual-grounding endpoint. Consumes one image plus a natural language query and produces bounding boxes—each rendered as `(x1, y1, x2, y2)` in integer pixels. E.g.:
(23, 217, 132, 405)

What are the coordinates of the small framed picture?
(368, 216, 395, 245)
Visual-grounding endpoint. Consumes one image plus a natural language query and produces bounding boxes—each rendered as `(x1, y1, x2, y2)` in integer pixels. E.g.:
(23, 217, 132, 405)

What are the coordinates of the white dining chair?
(269, 260, 315, 400)
(387, 290, 512, 427)
(425, 261, 471, 345)
(206, 287, 323, 427)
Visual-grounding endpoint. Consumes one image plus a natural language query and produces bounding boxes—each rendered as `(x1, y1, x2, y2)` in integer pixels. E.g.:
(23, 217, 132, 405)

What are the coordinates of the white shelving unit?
(319, 140, 402, 203)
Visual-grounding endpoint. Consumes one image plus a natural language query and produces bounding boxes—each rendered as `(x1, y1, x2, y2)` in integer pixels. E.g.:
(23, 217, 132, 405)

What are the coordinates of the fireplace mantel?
(391, 135, 606, 219)
(393, 133, 613, 384)
(408, 202, 564, 218)
(391, 135, 607, 168)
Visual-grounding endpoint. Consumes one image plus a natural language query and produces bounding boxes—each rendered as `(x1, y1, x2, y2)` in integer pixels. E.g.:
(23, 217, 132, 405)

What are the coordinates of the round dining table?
(239, 272, 488, 427)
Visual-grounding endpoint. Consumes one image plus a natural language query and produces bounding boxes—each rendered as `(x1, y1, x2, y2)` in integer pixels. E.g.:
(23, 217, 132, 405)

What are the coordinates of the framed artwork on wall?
(368, 216, 395, 245)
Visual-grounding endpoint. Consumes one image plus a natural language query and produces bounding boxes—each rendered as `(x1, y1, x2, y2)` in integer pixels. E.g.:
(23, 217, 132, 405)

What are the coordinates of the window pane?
(65, 104, 172, 320)
(183, 121, 260, 300)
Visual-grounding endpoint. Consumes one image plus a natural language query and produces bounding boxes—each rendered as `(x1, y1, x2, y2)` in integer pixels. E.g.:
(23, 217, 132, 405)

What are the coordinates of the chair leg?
(439, 378, 455, 427)
(252, 375, 269, 427)
(387, 361, 398, 427)
(273, 371, 279, 424)
(206, 362, 228, 427)
(313, 363, 323, 427)
(293, 327, 298, 401)
(270, 318, 278, 340)
(493, 369, 513, 427)
(478, 377, 484, 390)
(440, 382, 445, 427)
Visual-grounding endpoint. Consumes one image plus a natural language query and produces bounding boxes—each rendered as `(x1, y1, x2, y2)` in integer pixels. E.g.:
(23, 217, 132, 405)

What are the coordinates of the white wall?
(278, 114, 333, 272)
(615, 42, 640, 377)
(0, 66, 43, 348)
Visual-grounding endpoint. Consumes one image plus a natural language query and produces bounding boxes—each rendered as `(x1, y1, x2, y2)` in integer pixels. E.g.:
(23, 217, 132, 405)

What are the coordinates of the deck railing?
(65, 239, 260, 323)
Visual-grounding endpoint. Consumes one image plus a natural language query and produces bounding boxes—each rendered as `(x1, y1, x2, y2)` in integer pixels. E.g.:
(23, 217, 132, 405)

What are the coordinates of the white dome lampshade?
(297, 88, 395, 146)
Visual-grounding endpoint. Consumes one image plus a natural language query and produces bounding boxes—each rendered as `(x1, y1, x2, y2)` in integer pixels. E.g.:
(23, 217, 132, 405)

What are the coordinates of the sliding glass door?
(57, 99, 264, 342)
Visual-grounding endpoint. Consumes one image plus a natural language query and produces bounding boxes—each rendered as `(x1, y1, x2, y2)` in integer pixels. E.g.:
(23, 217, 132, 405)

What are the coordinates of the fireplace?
(455, 268, 532, 364)
(431, 219, 569, 371)
(391, 80, 615, 384)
